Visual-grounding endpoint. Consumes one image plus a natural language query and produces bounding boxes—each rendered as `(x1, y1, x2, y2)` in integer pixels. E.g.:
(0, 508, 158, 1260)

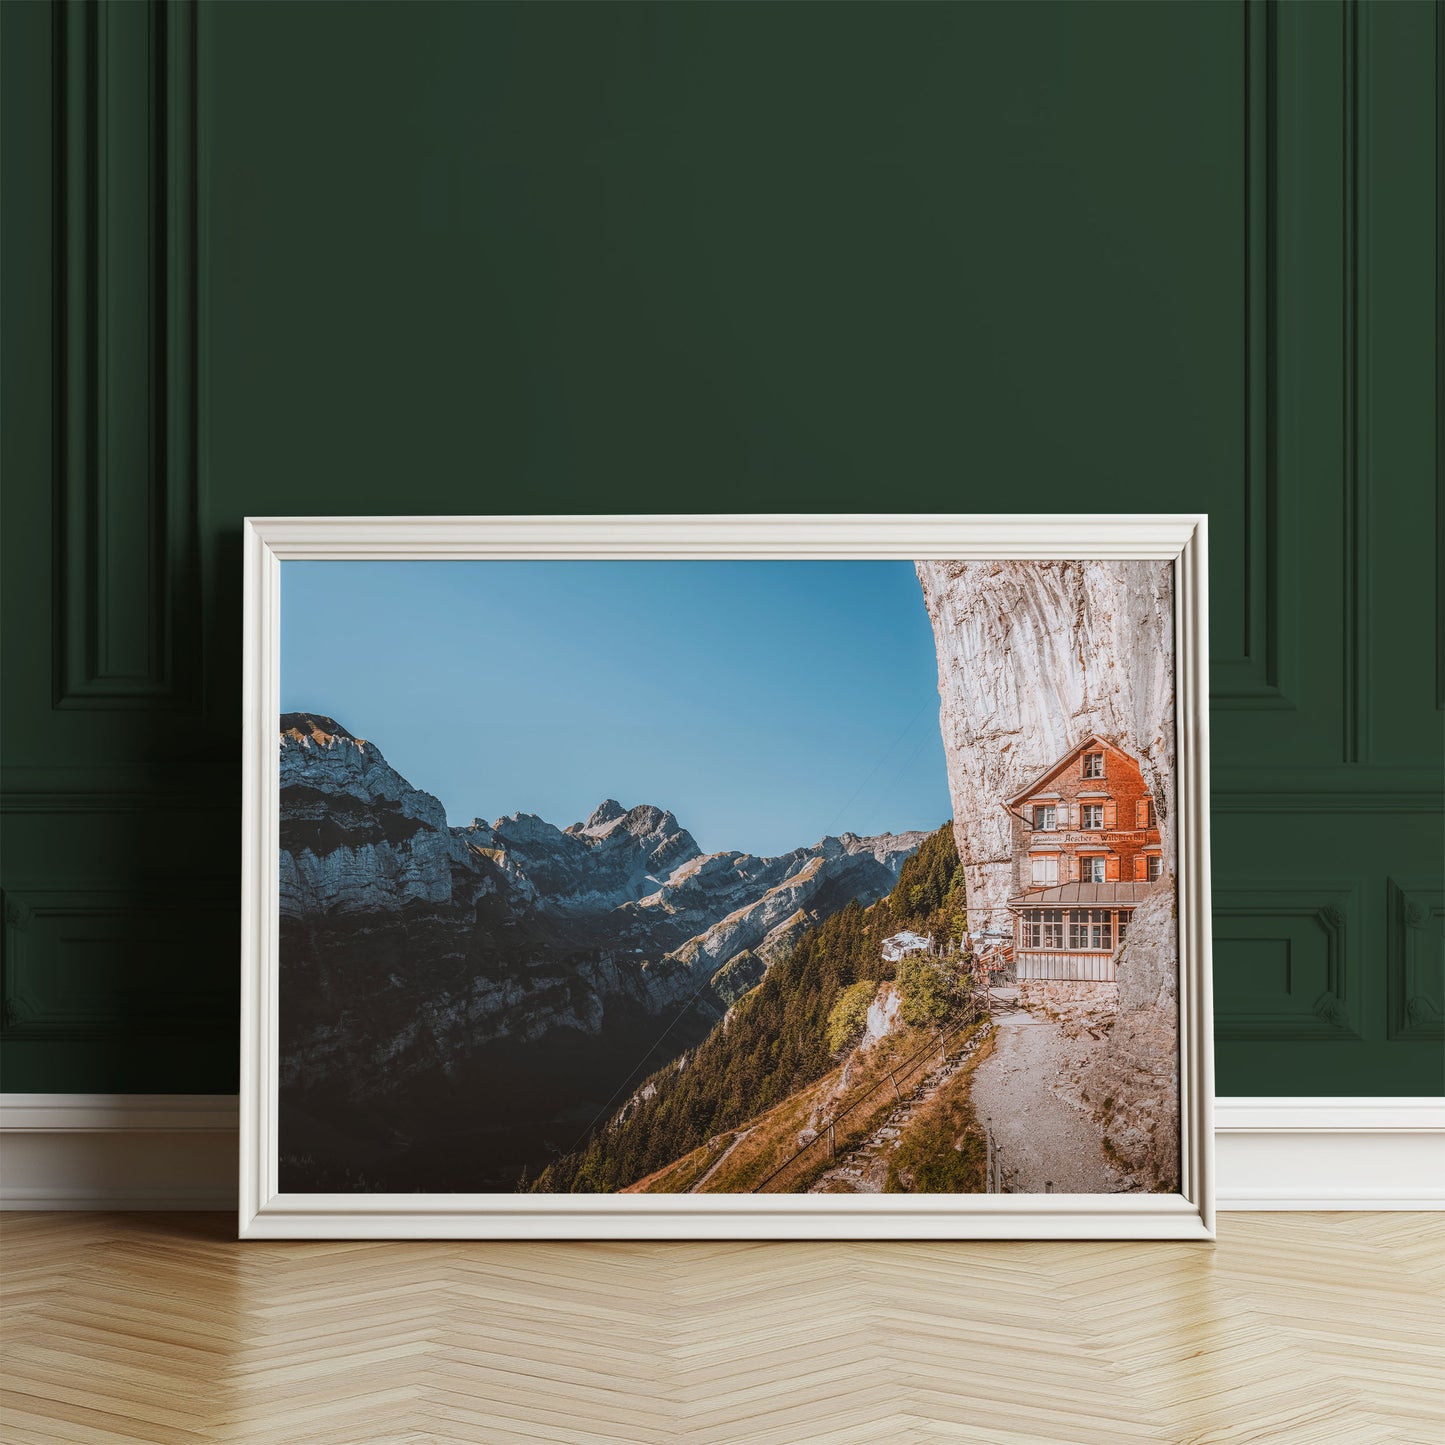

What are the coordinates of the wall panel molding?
(1213, 882, 1362, 1041)
(1212, 765, 1443, 813)
(1386, 878, 1444, 1042)
(1213, 0, 1293, 712)
(1211, 0, 1401, 769)
(0, 882, 234, 1041)
(1438, 0, 1444, 717)
(52, 0, 199, 710)
(0, 763, 230, 813)
(1341, 0, 1371, 763)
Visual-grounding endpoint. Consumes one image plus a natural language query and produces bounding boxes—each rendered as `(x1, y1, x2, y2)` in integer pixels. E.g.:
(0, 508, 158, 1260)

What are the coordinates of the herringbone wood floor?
(0, 1213, 1440, 1444)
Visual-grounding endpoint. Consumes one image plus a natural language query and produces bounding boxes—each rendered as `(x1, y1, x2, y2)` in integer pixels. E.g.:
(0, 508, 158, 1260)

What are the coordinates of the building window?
(1043, 909, 1063, 948)
(1146, 854, 1163, 882)
(1081, 804, 1104, 829)
(1079, 856, 1106, 883)
(1117, 910, 1131, 944)
(1031, 854, 1059, 885)
(1033, 804, 1056, 831)
(1142, 799, 1156, 827)
(1022, 908, 1064, 950)
(1067, 908, 1112, 951)
(1083, 751, 1104, 779)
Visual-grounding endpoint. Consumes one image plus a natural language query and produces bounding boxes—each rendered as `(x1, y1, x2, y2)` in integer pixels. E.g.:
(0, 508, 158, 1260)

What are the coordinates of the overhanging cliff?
(915, 559, 1180, 1190)
(914, 560, 1175, 924)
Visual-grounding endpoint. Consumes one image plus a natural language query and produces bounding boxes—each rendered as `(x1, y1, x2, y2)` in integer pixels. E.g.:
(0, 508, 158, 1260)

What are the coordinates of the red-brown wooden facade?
(1004, 736, 1164, 982)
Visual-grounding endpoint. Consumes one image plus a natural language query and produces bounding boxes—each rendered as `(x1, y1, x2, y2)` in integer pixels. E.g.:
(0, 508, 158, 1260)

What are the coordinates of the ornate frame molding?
(239, 514, 1215, 1240)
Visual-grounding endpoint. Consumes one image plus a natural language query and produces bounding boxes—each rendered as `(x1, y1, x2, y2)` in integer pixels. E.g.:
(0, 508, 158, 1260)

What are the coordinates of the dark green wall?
(3, 0, 1441, 1096)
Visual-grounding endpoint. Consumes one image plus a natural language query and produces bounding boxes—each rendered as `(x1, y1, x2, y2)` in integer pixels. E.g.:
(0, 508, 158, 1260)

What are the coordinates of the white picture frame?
(240, 514, 1214, 1240)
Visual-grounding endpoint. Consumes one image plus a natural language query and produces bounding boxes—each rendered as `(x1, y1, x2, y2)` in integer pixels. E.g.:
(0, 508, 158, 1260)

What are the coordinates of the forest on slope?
(530, 824, 968, 1193)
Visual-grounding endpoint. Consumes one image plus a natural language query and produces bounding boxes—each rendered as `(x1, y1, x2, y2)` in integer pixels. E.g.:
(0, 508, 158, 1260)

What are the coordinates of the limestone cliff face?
(914, 560, 1176, 924)
(915, 560, 1180, 1191)
(279, 713, 496, 916)
(1085, 886, 1181, 1189)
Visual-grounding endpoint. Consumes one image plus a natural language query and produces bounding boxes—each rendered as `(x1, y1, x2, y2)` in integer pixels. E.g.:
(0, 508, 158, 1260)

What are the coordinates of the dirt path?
(968, 988, 1121, 1193)
(808, 1029, 990, 1194)
(688, 1129, 751, 1193)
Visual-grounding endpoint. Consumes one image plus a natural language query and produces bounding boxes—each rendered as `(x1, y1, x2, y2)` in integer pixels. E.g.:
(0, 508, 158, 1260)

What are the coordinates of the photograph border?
(240, 515, 1214, 1240)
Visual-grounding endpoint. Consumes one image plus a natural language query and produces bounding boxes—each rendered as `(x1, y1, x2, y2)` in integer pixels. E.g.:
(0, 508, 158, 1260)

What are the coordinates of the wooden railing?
(754, 987, 991, 1195)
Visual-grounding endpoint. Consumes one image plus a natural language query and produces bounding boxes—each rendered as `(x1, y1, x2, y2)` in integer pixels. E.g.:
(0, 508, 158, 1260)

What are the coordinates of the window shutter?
(1135, 797, 1149, 828)
(1133, 854, 1147, 881)
(1103, 799, 1117, 829)
(1106, 855, 1120, 882)
(1059, 803, 1072, 828)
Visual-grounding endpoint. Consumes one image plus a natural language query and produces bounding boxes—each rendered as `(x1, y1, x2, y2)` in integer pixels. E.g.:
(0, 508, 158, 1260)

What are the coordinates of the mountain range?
(277, 712, 929, 1190)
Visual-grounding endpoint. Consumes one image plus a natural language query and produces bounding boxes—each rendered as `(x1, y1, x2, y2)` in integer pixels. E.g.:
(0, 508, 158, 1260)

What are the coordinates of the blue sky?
(281, 560, 951, 858)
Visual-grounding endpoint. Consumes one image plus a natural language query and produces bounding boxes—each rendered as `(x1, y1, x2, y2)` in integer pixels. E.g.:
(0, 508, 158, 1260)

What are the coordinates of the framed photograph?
(240, 515, 1213, 1239)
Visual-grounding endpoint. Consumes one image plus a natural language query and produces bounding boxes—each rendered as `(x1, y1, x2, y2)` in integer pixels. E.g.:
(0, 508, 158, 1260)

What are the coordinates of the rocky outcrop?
(915, 560, 1180, 1192)
(914, 561, 1175, 924)
(487, 801, 702, 911)
(279, 713, 503, 916)
(1078, 887, 1180, 1189)
(655, 834, 924, 983)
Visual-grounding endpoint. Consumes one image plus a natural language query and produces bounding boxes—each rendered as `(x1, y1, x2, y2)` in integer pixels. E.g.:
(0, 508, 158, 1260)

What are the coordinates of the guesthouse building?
(1004, 735, 1164, 982)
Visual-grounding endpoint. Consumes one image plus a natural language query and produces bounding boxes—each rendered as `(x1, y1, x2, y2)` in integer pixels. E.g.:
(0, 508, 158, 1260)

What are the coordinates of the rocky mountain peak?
(277, 714, 463, 915)
(280, 712, 361, 749)
(570, 799, 680, 842)
(618, 803, 681, 840)
(582, 799, 626, 830)
(494, 811, 564, 843)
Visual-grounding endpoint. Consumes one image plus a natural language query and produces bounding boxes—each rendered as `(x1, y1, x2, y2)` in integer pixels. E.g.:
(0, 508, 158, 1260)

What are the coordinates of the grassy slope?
(625, 1016, 991, 1194)
(883, 1028, 995, 1194)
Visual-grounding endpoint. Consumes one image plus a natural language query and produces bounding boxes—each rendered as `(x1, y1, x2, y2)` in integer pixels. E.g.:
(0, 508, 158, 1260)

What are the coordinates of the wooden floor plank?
(0, 1212, 1440, 1444)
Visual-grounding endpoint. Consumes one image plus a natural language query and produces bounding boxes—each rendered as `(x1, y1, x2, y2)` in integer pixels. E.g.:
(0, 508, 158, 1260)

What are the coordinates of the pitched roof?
(1007, 881, 1161, 908)
(1003, 734, 1135, 807)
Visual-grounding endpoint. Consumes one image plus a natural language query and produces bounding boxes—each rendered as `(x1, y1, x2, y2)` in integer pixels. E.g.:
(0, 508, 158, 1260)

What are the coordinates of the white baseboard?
(0, 1095, 238, 1210)
(1213, 1096, 1445, 1210)
(2, 1094, 1441, 1212)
